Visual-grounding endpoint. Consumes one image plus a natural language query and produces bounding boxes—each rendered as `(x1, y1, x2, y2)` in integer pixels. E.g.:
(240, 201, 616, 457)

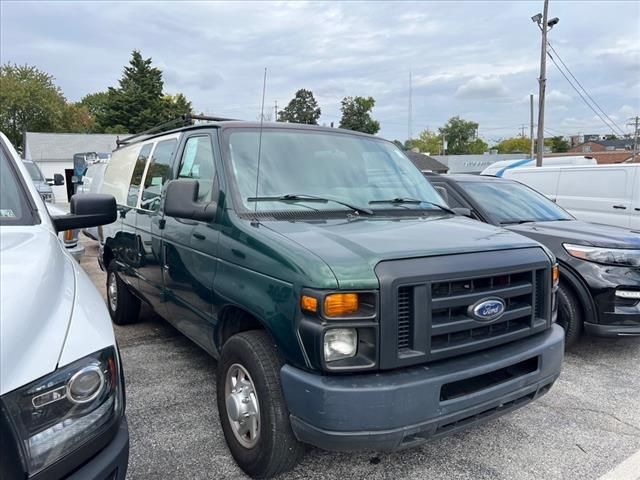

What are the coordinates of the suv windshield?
(462, 180, 573, 224)
(24, 162, 44, 182)
(226, 129, 444, 214)
(1, 146, 33, 225)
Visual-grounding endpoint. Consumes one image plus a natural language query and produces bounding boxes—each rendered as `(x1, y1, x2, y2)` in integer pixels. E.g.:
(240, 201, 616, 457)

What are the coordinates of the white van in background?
(481, 156, 596, 177)
(503, 163, 640, 229)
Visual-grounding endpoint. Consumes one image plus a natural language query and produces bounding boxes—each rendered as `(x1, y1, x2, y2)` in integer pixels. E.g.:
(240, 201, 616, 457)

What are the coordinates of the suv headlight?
(564, 244, 640, 268)
(1, 347, 122, 475)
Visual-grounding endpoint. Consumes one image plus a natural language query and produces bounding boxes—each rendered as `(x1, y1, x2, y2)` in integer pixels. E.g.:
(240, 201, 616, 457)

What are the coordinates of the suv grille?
(375, 248, 551, 370)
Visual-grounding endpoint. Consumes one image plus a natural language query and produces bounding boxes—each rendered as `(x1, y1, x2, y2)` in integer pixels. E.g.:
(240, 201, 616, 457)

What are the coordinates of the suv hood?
(264, 215, 542, 289)
(507, 220, 640, 249)
(0, 227, 76, 395)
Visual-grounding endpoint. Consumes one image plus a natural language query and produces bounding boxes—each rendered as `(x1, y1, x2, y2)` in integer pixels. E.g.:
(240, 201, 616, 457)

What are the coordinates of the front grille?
(397, 287, 414, 351)
(376, 248, 552, 369)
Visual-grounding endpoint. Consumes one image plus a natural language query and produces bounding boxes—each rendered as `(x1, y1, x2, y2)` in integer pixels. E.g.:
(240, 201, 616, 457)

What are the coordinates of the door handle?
(635, 208, 640, 212)
(193, 233, 205, 240)
(613, 205, 627, 210)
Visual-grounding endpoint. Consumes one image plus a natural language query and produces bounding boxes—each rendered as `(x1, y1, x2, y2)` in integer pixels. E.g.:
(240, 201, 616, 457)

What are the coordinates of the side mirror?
(164, 179, 216, 222)
(47, 173, 65, 186)
(452, 207, 473, 218)
(51, 193, 117, 232)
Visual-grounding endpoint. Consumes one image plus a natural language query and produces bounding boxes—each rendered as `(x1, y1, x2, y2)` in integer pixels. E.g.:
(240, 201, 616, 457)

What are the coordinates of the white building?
(23, 132, 120, 202)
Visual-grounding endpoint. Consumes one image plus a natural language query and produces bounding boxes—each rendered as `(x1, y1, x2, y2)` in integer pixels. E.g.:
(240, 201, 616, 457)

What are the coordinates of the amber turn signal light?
(324, 293, 359, 317)
(552, 264, 560, 287)
(301, 295, 318, 313)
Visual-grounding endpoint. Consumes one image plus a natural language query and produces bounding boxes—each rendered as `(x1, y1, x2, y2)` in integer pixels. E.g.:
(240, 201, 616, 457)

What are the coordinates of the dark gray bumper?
(281, 325, 564, 452)
(584, 322, 640, 337)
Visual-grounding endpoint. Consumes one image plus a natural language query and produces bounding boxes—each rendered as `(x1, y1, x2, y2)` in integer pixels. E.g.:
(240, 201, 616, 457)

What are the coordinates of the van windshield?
(462, 180, 574, 224)
(226, 129, 444, 214)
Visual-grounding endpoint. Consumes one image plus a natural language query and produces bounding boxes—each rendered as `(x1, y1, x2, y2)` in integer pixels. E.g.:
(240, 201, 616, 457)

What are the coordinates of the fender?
(557, 259, 597, 325)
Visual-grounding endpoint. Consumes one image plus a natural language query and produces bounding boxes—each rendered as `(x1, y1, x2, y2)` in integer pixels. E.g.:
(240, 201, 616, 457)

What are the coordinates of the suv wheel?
(106, 260, 140, 325)
(217, 330, 304, 478)
(557, 283, 582, 349)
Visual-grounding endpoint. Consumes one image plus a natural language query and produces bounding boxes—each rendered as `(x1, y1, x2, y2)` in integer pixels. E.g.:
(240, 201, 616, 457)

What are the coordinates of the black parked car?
(427, 173, 640, 348)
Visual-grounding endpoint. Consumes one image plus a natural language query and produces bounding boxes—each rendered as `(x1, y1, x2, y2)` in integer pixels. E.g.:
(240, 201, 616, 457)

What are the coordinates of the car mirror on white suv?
(51, 193, 117, 232)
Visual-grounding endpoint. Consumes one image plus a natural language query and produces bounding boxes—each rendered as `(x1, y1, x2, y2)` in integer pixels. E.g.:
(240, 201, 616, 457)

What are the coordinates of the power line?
(547, 53, 622, 137)
(547, 42, 627, 137)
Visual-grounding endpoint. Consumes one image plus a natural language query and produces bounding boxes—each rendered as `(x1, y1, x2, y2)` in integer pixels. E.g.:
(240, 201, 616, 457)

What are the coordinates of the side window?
(433, 182, 465, 209)
(126, 143, 153, 207)
(178, 136, 216, 203)
(141, 139, 177, 211)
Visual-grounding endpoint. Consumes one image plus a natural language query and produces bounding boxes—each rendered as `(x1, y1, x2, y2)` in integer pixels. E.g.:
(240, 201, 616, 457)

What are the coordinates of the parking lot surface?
(79, 239, 640, 479)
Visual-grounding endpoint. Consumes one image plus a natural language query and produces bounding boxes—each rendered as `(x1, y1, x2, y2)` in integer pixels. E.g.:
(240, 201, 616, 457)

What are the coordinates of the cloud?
(454, 77, 509, 100)
(1, 0, 638, 141)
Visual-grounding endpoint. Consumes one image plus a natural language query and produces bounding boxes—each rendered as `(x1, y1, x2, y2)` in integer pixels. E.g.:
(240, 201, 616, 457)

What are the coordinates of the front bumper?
(576, 261, 640, 336)
(66, 416, 129, 480)
(281, 325, 564, 452)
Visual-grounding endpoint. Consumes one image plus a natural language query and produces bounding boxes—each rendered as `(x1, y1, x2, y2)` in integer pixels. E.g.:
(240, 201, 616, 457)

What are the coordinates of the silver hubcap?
(225, 363, 260, 448)
(108, 272, 118, 312)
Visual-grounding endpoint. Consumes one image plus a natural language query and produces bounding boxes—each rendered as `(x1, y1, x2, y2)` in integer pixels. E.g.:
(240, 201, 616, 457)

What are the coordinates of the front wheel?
(556, 283, 583, 349)
(106, 260, 141, 325)
(217, 330, 304, 478)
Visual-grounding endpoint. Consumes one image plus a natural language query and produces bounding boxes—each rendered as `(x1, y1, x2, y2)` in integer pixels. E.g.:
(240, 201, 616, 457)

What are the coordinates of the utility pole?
(408, 71, 413, 141)
(530, 94, 535, 159)
(536, 0, 549, 167)
(629, 116, 640, 163)
(274, 100, 278, 122)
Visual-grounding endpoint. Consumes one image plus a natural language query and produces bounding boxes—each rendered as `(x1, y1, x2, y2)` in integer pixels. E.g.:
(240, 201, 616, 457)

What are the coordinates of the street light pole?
(535, 0, 550, 167)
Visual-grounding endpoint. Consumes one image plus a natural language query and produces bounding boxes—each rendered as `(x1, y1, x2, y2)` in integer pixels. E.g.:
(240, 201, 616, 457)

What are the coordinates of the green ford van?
(98, 118, 564, 478)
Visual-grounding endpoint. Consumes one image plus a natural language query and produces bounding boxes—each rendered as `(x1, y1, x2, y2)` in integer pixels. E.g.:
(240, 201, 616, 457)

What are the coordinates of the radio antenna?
(252, 67, 268, 227)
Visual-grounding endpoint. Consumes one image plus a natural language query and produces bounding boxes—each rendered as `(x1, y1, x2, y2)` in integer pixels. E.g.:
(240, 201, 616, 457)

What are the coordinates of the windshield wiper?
(248, 194, 373, 215)
(500, 219, 538, 225)
(369, 197, 456, 215)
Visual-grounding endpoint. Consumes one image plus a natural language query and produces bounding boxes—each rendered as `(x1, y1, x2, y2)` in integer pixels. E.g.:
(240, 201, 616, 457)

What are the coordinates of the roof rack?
(116, 114, 238, 147)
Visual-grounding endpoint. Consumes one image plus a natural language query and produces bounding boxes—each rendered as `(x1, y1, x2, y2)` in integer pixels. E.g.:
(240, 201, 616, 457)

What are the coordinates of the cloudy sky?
(2, 1, 639, 143)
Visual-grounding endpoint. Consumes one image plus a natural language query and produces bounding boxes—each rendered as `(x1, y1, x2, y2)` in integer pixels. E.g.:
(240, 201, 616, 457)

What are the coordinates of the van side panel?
(632, 167, 640, 230)
(507, 169, 559, 200)
(101, 145, 143, 204)
(556, 167, 632, 228)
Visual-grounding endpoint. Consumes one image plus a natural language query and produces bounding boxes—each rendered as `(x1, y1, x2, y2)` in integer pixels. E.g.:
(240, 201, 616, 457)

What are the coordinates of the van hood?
(0, 227, 75, 395)
(507, 220, 640, 249)
(263, 215, 542, 289)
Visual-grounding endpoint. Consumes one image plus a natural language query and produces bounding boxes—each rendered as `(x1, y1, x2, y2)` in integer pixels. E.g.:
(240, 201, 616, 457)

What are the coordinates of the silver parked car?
(0, 131, 129, 480)
(22, 159, 64, 203)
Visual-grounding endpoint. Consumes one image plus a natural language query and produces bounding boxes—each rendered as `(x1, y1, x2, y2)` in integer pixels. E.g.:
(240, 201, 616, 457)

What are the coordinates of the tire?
(556, 283, 583, 349)
(106, 260, 140, 325)
(217, 330, 305, 479)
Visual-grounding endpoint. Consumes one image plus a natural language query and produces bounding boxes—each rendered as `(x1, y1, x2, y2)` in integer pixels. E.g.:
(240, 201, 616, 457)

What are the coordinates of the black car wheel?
(217, 330, 304, 478)
(557, 283, 583, 349)
(106, 260, 141, 325)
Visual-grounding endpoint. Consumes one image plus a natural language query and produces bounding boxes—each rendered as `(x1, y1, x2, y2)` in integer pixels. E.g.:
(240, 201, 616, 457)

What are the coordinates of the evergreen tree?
(278, 89, 321, 124)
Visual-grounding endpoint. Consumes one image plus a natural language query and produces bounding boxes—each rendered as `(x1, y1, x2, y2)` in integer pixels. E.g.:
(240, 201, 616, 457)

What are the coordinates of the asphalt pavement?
(79, 239, 640, 480)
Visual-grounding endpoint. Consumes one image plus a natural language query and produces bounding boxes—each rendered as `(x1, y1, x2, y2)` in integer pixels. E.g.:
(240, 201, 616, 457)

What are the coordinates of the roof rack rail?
(116, 114, 238, 147)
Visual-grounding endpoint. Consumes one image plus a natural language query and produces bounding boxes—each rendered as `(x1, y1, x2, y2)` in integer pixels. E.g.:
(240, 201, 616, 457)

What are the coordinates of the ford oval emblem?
(470, 298, 506, 323)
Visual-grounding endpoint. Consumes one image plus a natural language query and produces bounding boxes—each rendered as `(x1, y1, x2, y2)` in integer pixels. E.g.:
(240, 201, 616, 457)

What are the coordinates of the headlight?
(324, 328, 358, 362)
(1, 347, 122, 475)
(563, 243, 640, 268)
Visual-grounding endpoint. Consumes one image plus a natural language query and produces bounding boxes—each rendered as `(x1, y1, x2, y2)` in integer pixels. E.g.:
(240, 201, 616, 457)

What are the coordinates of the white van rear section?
(504, 164, 640, 229)
(481, 156, 596, 177)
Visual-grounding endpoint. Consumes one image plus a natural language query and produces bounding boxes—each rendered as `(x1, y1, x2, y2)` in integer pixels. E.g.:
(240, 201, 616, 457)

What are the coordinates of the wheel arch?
(557, 260, 597, 325)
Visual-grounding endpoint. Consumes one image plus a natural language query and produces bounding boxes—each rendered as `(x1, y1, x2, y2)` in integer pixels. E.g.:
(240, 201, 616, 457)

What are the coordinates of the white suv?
(0, 132, 129, 479)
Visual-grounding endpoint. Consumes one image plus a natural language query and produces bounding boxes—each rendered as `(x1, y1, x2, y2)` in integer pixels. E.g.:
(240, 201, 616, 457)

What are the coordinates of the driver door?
(161, 132, 220, 354)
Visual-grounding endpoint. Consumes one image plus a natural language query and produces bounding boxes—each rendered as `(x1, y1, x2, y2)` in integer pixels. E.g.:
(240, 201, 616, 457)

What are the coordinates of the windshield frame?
(0, 142, 39, 226)
(460, 179, 574, 225)
(220, 125, 448, 219)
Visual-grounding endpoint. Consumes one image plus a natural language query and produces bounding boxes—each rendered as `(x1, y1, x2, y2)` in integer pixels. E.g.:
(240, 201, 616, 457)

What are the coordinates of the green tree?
(549, 136, 570, 153)
(406, 129, 443, 154)
(0, 64, 68, 149)
(80, 91, 110, 131)
(494, 137, 532, 154)
(278, 89, 321, 124)
(99, 51, 192, 133)
(439, 116, 482, 154)
(468, 138, 489, 154)
(338, 96, 380, 134)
